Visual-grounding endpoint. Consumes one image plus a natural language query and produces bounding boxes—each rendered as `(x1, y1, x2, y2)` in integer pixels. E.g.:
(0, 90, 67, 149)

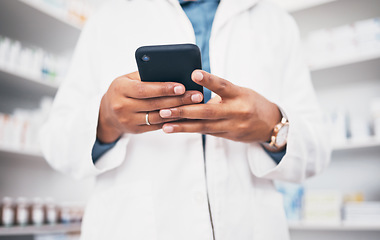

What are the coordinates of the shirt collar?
(178, 0, 220, 3)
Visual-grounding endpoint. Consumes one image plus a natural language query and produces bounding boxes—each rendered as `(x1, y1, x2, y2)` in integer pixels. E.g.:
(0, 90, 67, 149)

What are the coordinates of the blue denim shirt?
(92, 0, 286, 164)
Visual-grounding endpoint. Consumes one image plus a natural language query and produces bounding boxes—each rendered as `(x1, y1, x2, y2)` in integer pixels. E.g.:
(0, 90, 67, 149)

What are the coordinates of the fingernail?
(163, 125, 174, 133)
(193, 71, 203, 82)
(174, 86, 185, 95)
(160, 109, 172, 118)
(191, 94, 202, 102)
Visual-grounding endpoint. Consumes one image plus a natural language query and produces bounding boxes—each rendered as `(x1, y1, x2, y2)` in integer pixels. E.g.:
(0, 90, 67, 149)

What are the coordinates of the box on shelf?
(303, 190, 342, 224)
(344, 201, 380, 224)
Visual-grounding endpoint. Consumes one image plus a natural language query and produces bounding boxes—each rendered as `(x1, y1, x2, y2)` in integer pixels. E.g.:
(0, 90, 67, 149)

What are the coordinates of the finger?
(135, 111, 182, 126)
(131, 91, 203, 112)
(159, 104, 228, 120)
(162, 120, 228, 134)
(192, 70, 239, 99)
(134, 123, 164, 134)
(125, 71, 141, 81)
(207, 95, 222, 104)
(118, 78, 186, 99)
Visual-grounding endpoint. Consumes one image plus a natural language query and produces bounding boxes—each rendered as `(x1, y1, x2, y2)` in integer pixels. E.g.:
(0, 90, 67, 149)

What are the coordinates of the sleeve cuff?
(263, 147, 287, 164)
(92, 138, 119, 163)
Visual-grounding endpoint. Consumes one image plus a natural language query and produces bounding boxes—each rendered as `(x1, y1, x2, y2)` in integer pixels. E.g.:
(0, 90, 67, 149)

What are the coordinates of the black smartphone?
(135, 43, 203, 100)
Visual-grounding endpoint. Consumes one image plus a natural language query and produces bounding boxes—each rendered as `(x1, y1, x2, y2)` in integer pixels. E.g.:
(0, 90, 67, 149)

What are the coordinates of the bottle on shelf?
(31, 198, 45, 226)
(15, 197, 30, 226)
(45, 197, 58, 225)
(1, 197, 15, 227)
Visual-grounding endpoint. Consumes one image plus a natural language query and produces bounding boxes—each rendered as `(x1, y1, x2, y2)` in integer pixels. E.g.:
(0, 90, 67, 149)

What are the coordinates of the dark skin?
(97, 70, 282, 150)
(97, 71, 204, 143)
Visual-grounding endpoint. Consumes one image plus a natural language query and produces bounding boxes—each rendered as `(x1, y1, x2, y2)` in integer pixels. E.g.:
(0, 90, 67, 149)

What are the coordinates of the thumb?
(192, 70, 239, 99)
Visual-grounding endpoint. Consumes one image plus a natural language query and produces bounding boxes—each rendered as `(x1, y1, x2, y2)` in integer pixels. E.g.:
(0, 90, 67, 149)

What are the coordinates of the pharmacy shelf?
(0, 66, 58, 97)
(0, 146, 44, 161)
(332, 137, 380, 151)
(0, 223, 81, 236)
(272, 0, 336, 13)
(0, 0, 81, 54)
(309, 50, 380, 72)
(19, 0, 83, 30)
(289, 221, 380, 231)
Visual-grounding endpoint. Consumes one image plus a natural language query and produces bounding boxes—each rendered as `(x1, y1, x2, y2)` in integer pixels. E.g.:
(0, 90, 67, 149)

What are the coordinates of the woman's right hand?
(97, 71, 204, 143)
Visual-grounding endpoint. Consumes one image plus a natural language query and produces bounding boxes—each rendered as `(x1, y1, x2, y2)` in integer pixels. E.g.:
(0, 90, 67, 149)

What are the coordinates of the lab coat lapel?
(212, 0, 260, 35)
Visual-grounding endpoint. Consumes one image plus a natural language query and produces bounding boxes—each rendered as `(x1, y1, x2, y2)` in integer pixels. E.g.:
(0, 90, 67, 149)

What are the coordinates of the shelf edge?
(0, 66, 59, 91)
(18, 0, 83, 31)
(309, 51, 380, 72)
(0, 223, 81, 236)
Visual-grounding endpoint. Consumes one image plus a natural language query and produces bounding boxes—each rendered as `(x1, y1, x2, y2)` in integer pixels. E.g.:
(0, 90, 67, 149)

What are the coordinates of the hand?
(159, 70, 281, 143)
(97, 71, 203, 143)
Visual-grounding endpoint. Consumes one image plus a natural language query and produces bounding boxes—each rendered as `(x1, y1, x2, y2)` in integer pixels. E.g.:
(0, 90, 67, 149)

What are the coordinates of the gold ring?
(145, 112, 151, 126)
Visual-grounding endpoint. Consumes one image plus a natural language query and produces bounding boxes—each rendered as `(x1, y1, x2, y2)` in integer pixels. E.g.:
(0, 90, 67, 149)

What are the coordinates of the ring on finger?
(145, 112, 151, 126)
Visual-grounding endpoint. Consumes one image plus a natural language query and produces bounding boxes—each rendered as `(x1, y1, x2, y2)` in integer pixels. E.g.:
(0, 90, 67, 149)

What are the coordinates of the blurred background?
(0, 0, 379, 239)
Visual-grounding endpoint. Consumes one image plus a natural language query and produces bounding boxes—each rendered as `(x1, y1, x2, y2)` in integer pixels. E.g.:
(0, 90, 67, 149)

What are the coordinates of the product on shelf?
(0, 196, 84, 227)
(24, 0, 97, 26)
(60, 202, 84, 224)
(303, 190, 342, 224)
(344, 201, 380, 224)
(276, 182, 304, 221)
(371, 98, 380, 140)
(302, 17, 380, 68)
(45, 197, 58, 225)
(15, 197, 30, 226)
(1, 197, 15, 227)
(349, 115, 371, 142)
(330, 109, 348, 145)
(329, 103, 380, 146)
(0, 97, 53, 153)
(0, 35, 70, 85)
(32, 198, 45, 226)
(355, 18, 380, 54)
(344, 192, 364, 202)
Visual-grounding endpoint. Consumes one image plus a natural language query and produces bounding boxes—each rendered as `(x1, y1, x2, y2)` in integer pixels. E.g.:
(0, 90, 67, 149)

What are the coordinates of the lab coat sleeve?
(39, 12, 130, 180)
(247, 14, 331, 183)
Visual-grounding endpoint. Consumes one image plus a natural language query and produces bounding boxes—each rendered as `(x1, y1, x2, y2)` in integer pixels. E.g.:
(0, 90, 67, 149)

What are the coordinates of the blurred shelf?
(19, 0, 83, 30)
(289, 221, 380, 231)
(309, 50, 380, 72)
(332, 137, 380, 151)
(0, 146, 44, 161)
(0, 66, 59, 97)
(272, 0, 336, 13)
(0, 223, 81, 236)
(0, 1, 81, 54)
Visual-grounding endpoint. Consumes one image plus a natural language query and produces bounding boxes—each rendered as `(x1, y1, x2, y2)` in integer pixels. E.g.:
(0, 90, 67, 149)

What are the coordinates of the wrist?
(263, 103, 282, 142)
(97, 100, 122, 143)
(97, 123, 122, 143)
(262, 106, 289, 152)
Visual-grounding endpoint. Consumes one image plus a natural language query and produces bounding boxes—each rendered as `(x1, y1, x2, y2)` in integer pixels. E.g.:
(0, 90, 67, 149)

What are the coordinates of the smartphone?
(135, 43, 203, 100)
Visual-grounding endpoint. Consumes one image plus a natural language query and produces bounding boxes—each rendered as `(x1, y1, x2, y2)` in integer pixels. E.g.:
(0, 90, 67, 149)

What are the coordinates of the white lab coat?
(40, 0, 331, 239)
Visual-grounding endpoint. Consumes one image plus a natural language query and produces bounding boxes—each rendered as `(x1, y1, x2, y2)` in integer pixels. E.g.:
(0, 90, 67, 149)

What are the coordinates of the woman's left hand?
(159, 70, 282, 143)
